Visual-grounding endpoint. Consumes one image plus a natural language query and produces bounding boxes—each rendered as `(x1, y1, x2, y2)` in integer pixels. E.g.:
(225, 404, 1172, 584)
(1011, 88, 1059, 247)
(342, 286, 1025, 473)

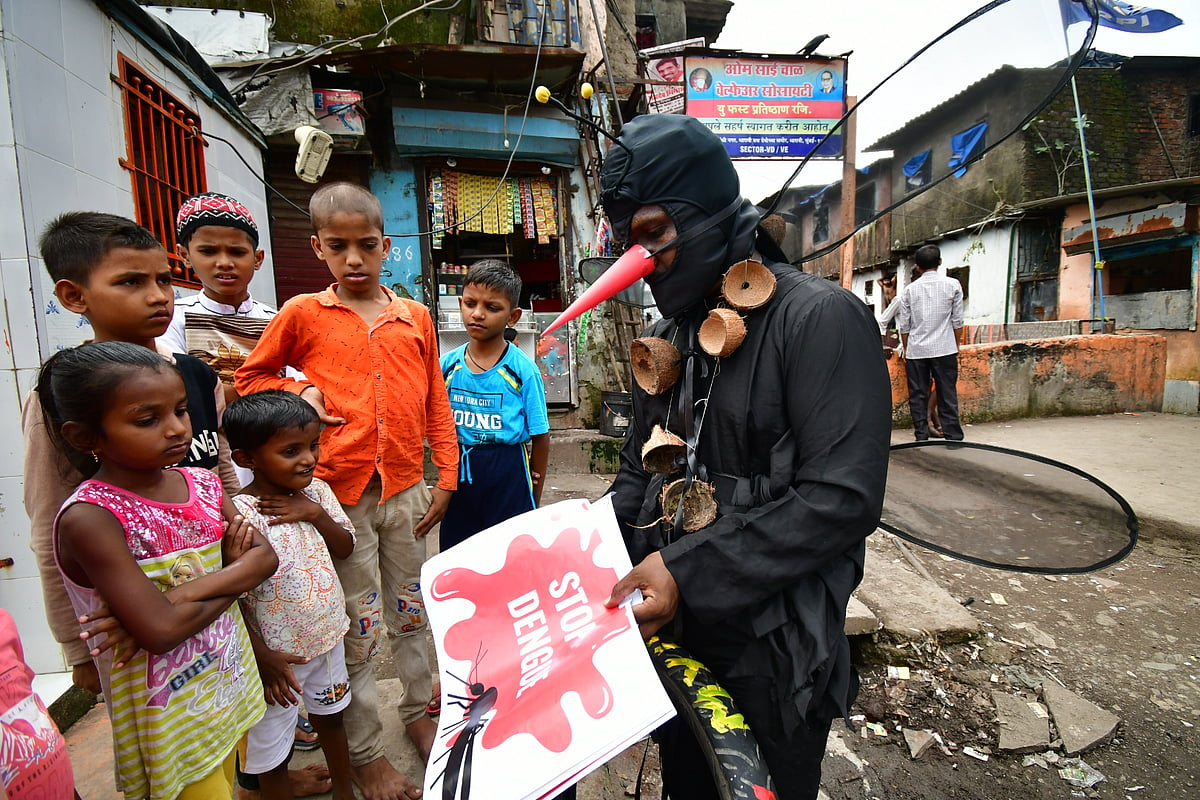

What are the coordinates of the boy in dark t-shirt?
(23, 212, 237, 697)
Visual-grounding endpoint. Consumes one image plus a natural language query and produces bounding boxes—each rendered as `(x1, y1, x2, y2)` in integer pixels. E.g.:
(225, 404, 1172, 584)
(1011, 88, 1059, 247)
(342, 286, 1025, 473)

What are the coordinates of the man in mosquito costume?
(602, 114, 891, 799)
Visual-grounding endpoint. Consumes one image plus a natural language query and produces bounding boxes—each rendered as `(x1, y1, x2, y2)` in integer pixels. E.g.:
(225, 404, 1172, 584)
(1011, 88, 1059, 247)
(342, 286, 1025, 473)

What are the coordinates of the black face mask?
(600, 116, 762, 318)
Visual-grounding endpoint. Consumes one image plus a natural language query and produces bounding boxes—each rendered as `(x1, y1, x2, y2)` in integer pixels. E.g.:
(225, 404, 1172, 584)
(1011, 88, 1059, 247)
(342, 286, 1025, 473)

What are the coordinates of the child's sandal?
(293, 714, 320, 751)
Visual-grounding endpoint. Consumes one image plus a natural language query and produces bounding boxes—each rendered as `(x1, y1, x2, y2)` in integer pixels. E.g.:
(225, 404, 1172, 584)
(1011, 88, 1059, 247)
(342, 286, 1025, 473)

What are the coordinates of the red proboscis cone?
(541, 245, 654, 336)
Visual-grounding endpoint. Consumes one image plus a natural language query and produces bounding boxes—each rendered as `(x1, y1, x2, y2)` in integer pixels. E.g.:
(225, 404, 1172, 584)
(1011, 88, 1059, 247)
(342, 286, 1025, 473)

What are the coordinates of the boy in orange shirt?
(236, 182, 458, 800)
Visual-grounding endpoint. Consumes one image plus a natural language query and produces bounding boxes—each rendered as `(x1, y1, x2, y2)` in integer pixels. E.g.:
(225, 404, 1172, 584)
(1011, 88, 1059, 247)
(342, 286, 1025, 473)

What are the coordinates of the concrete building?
(778, 55, 1200, 413)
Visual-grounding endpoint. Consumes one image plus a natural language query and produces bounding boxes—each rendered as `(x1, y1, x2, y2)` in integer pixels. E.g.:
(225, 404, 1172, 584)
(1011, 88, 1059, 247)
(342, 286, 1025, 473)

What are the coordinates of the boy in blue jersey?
(439, 260, 551, 550)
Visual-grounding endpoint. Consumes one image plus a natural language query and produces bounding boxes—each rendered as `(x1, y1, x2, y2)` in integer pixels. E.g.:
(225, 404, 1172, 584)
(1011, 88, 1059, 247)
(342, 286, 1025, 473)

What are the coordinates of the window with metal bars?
(116, 55, 207, 287)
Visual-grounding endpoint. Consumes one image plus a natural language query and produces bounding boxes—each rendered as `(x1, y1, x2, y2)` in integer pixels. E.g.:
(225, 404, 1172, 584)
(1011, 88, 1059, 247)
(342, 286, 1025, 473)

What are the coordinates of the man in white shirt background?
(896, 244, 965, 441)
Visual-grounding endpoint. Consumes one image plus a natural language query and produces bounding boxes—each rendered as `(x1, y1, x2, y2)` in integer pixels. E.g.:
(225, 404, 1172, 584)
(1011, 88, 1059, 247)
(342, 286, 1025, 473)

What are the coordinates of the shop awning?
(1062, 202, 1198, 255)
(392, 106, 581, 166)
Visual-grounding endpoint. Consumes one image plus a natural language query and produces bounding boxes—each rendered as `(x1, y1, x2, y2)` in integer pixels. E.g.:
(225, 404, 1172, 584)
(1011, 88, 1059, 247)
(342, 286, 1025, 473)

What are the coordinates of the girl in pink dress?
(39, 341, 278, 800)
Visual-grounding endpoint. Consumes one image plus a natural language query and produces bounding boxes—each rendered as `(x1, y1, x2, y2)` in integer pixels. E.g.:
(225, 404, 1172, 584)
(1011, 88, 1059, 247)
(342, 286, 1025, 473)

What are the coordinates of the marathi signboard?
(685, 55, 847, 159)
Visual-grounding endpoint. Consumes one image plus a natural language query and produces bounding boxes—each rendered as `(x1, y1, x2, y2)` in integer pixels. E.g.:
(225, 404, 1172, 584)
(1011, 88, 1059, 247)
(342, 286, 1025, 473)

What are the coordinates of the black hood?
(600, 115, 767, 318)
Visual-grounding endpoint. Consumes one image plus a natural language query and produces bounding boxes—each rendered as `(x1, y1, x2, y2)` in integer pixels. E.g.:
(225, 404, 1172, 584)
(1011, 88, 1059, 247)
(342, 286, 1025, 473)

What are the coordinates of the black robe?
(600, 114, 891, 735)
(609, 262, 892, 732)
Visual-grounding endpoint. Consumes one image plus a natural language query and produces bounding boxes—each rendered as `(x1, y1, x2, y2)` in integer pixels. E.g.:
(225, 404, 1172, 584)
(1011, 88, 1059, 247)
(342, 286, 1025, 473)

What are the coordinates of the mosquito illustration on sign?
(429, 645, 498, 800)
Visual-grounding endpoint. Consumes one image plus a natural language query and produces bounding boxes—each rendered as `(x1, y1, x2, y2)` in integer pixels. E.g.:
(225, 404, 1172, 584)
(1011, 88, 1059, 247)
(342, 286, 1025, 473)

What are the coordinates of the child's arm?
(297, 386, 346, 426)
(169, 500, 278, 606)
(211, 377, 241, 496)
(523, 359, 552, 507)
(254, 488, 355, 560)
(415, 305, 459, 539)
(57, 504, 275, 655)
(235, 305, 345, 426)
(164, 503, 279, 607)
(529, 432, 550, 507)
(241, 609, 305, 707)
(414, 488, 452, 540)
(234, 309, 300, 395)
(76, 601, 138, 668)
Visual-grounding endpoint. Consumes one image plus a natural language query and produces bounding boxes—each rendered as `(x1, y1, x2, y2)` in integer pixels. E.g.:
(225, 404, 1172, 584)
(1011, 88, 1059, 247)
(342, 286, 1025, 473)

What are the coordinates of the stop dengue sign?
(421, 496, 675, 800)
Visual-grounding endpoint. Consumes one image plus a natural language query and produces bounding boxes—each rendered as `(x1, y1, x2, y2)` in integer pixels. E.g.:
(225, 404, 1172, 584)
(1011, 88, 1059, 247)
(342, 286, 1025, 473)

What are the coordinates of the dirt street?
(821, 514, 1199, 800)
(579, 415, 1200, 799)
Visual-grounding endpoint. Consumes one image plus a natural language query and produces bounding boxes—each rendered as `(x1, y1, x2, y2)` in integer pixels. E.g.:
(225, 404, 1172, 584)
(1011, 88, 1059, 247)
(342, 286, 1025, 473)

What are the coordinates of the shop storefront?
(261, 45, 595, 407)
(385, 96, 590, 406)
(423, 160, 571, 402)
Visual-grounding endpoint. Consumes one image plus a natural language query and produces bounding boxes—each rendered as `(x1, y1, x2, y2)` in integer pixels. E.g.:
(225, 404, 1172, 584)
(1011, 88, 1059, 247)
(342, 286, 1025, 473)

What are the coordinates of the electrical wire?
(587, 0, 622, 125)
(602, 0, 640, 53)
(199, 0, 550, 241)
(187, 127, 311, 216)
(230, 38, 354, 96)
(392, 0, 551, 239)
(772, 0, 1098, 266)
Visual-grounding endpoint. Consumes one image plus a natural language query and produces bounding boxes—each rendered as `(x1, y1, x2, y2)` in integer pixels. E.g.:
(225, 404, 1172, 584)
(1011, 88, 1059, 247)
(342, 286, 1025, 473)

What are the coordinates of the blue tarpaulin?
(902, 150, 931, 177)
(948, 122, 988, 177)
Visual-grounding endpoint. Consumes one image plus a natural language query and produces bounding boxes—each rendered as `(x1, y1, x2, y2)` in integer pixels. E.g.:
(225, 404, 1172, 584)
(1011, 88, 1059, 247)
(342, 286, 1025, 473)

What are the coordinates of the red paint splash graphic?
(429, 526, 631, 753)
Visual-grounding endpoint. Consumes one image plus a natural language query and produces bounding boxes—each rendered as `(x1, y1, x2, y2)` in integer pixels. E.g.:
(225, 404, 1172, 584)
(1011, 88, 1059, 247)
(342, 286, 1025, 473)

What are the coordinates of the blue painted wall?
(370, 161, 426, 302)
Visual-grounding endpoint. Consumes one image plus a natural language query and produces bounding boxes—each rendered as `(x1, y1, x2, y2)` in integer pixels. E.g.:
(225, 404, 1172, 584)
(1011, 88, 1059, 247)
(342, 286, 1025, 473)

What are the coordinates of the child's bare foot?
(237, 766, 331, 800)
(292, 765, 333, 796)
(351, 756, 422, 800)
(406, 713, 437, 764)
(294, 714, 320, 751)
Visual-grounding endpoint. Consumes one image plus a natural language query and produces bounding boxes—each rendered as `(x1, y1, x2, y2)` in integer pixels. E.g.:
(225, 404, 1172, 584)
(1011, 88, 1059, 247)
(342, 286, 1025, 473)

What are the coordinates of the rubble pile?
(854, 636, 1123, 796)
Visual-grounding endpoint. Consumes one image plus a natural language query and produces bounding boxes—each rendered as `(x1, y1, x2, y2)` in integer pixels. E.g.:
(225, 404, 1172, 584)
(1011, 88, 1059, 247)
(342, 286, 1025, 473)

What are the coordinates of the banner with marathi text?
(685, 55, 847, 159)
(421, 496, 675, 800)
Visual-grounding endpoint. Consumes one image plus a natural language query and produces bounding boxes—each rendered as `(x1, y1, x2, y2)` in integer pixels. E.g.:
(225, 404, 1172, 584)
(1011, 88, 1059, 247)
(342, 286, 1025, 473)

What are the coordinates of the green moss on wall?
(587, 437, 623, 473)
(166, 1, 451, 46)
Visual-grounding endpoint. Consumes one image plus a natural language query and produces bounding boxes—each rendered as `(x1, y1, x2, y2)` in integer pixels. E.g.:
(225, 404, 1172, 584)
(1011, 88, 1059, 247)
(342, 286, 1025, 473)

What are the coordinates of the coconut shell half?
(660, 478, 718, 533)
(630, 337, 680, 395)
(641, 424, 686, 474)
(698, 308, 747, 358)
(722, 260, 776, 310)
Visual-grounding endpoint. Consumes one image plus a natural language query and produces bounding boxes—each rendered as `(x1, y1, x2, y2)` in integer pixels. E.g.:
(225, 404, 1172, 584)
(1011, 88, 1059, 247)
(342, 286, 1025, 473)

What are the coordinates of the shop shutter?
(265, 150, 369, 303)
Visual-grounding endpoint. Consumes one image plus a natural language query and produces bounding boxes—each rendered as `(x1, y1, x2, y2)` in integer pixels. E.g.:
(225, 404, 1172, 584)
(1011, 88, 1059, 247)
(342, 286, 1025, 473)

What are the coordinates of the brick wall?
(1022, 64, 1200, 198)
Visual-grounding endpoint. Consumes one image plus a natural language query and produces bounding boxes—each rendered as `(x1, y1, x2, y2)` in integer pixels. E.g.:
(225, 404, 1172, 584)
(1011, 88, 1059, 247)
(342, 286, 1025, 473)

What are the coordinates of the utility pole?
(839, 96, 857, 289)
